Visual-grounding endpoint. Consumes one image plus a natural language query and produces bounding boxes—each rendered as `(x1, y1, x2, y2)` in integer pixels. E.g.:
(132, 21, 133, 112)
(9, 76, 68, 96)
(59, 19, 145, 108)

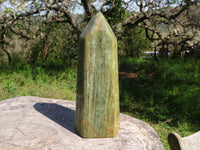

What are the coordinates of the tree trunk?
(1, 45, 12, 63)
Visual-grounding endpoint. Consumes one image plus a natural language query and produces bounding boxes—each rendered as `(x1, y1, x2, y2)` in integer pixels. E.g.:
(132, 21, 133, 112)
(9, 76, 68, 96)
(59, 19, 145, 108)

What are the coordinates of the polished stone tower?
(75, 12, 120, 138)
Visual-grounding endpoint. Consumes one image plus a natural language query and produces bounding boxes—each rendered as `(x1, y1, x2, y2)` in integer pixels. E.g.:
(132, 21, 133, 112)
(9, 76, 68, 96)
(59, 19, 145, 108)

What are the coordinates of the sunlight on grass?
(0, 63, 76, 101)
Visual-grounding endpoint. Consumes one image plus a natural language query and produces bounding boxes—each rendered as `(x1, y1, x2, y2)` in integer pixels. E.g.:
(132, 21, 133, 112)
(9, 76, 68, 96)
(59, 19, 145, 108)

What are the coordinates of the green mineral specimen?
(75, 12, 120, 138)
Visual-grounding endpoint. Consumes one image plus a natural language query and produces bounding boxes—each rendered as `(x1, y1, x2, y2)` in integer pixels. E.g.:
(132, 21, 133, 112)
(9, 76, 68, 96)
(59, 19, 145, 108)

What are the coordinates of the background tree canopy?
(0, 0, 200, 63)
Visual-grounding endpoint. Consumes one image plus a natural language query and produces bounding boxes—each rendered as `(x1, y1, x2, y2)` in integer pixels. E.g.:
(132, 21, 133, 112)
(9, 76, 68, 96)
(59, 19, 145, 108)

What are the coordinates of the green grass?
(0, 58, 200, 150)
(0, 62, 76, 101)
(119, 57, 200, 124)
(119, 57, 200, 149)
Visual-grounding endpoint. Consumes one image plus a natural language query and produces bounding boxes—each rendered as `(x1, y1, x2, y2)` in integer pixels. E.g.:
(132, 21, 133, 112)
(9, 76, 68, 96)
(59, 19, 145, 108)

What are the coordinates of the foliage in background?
(118, 26, 152, 57)
(1, 0, 200, 63)
(103, 0, 129, 25)
(28, 22, 78, 64)
(1, 16, 152, 64)
(119, 57, 200, 125)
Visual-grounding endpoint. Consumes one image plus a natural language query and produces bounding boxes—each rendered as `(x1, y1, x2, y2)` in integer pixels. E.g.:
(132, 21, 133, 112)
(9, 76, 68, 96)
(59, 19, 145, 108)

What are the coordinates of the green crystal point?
(75, 12, 120, 138)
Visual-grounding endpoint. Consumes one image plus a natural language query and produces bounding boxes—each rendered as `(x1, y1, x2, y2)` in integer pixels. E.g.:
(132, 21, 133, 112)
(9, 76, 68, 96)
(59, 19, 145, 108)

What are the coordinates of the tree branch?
(81, 0, 94, 17)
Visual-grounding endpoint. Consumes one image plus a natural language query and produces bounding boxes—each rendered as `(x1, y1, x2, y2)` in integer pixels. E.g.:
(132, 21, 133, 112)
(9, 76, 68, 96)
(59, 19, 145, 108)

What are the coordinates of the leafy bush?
(118, 26, 152, 57)
(28, 22, 78, 64)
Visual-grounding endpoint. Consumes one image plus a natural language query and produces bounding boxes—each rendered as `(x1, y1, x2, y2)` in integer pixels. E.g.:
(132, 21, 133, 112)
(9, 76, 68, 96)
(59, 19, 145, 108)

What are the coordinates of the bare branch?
(81, 0, 94, 17)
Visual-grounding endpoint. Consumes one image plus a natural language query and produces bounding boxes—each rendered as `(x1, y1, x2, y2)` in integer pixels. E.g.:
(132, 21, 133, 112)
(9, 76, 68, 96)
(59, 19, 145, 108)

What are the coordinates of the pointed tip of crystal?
(95, 12, 103, 17)
(80, 12, 115, 39)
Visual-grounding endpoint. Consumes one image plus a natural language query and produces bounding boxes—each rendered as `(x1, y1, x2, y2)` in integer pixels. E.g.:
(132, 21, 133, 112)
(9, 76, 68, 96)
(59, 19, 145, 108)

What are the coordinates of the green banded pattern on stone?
(75, 12, 120, 138)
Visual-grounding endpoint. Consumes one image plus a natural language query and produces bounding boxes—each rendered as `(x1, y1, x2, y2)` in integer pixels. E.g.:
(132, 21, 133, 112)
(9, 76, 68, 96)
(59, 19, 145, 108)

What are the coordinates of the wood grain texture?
(75, 12, 120, 138)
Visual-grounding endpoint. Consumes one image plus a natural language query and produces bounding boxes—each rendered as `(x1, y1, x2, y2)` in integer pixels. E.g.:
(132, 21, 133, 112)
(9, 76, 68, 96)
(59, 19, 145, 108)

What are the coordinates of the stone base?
(0, 96, 164, 150)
